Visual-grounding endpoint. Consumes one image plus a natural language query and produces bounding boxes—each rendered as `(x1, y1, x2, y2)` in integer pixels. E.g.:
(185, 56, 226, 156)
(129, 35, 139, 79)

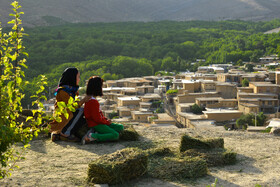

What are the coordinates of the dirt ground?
(1, 124, 280, 187)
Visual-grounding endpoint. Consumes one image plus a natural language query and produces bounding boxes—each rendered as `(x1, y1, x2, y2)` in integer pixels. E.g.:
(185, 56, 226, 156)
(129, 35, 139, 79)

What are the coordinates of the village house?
(172, 79, 183, 89)
(228, 68, 245, 74)
(203, 108, 243, 122)
(103, 87, 135, 94)
(140, 94, 161, 103)
(238, 102, 259, 114)
(136, 85, 154, 95)
(238, 91, 278, 114)
(259, 55, 279, 63)
(157, 84, 167, 93)
(238, 98, 278, 114)
(139, 102, 152, 111)
(201, 80, 216, 92)
(138, 94, 162, 112)
(195, 97, 238, 109)
(238, 92, 278, 100)
(117, 96, 141, 110)
(197, 66, 214, 74)
(237, 87, 254, 94)
(117, 107, 132, 118)
(102, 93, 123, 102)
(217, 73, 267, 86)
(143, 76, 161, 88)
(217, 73, 242, 84)
(267, 71, 276, 83)
(120, 89, 137, 96)
(176, 112, 206, 128)
(176, 103, 193, 113)
(248, 82, 280, 95)
(216, 82, 237, 99)
(131, 111, 154, 122)
(180, 79, 236, 99)
(212, 67, 225, 74)
(185, 74, 217, 81)
(212, 64, 233, 71)
(176, 91, 220, 104)
(253, 66, 268, 72)
(242, 74, 266, 82)
(158, 78, 173, 90)
(275, 72, 280, 85)
(175, 72, 194, 80)
(181, 80, 201, 93)
(197, 66, 225, 74)
(104, 80, 117, 88)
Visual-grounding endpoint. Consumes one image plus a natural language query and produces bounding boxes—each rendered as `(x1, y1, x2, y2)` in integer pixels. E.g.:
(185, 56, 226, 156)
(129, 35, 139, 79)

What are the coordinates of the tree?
(236, 113, 257, 129)
(161, 56, 176, 72)
(245, 63, 254, 72)
(242, 78, 249, 87)
(236, 59, 243, 66)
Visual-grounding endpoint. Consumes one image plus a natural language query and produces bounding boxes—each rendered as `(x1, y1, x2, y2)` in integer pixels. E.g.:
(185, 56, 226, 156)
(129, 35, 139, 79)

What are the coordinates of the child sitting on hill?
(82, 76, 124, 144)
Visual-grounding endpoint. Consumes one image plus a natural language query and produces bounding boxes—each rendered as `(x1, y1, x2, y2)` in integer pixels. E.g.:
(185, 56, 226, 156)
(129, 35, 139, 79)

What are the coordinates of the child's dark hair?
(86, 76, 103, 96)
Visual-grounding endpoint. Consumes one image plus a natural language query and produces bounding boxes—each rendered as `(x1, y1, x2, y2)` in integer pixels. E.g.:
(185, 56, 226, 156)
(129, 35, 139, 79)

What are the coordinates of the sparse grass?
(261, 127, 271, 133)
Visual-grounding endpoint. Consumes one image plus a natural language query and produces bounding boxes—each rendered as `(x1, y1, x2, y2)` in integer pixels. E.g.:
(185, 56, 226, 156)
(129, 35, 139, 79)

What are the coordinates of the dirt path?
(1, 124, 280, 187)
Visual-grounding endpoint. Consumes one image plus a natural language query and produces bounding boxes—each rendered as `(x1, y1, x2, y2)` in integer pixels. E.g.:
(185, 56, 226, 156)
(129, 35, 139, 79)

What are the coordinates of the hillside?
(1, 0, 280, 26)
(0, 124, 279, 186)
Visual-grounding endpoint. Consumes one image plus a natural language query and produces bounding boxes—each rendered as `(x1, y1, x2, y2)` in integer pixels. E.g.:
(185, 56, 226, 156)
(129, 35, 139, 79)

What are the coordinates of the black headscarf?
(54, 67, 79, 98)
(58, 67, 79, 87)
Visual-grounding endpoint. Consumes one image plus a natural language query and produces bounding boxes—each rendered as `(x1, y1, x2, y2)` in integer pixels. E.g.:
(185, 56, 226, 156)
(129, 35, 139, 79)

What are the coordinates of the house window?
(138, 116, 140, 120)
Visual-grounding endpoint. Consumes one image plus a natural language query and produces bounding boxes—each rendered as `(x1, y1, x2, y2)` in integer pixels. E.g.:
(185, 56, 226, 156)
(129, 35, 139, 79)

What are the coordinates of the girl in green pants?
(83, 76, 124, 143)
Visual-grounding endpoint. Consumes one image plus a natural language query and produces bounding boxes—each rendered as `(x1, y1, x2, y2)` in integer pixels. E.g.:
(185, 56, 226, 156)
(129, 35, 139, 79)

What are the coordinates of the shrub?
(109, 111, 118, 119)
(166, 89, 178, 95)
(191, 104, 203, 114)
(155, 107, 164, 113)
(242, 78, 249, 87)
(0, 2, 49, 178)
(151, 100, 162, 108)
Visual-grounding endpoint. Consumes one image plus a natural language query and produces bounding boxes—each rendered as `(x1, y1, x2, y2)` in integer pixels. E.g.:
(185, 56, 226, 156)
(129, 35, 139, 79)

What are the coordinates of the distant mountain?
(1, 0, 280, 26)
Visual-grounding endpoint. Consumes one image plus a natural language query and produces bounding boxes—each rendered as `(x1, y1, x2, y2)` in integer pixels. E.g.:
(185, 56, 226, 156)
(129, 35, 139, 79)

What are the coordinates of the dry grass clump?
(180, 135, 224, 152)
(145, 146, 207, 181)
(87, 134, 236, 185)
(181, 148, 237, 167)
(146, 147, 173, 157)
(87, 147, 148, 185)
(148, 156, 208, 180)
(119, 125, 139, 141)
